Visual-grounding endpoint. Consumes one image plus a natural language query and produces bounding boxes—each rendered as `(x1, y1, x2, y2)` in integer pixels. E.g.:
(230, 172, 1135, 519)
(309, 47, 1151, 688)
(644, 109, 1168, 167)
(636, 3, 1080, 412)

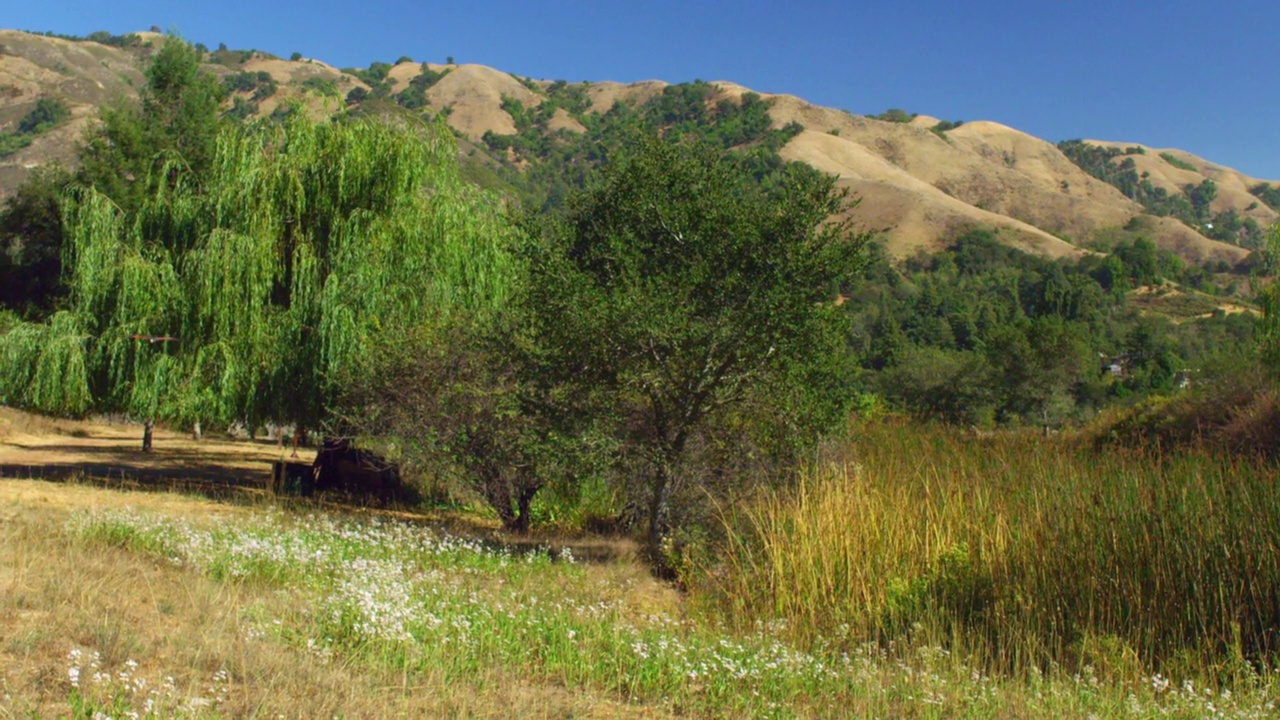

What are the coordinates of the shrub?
(873, 108, 916, 123)
(1160, 152, 1197, 171)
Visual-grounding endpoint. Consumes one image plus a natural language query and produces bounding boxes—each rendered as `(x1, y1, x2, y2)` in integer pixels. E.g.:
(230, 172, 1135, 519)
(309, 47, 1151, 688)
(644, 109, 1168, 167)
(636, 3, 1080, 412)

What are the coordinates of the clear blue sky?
(11, 0, 1279, 179)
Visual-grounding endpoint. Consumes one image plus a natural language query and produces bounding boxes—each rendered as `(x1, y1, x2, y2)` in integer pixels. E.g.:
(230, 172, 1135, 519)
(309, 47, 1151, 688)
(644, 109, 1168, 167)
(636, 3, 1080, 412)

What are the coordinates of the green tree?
(1259, 224, 1280, 375)
(77, 35, 225, 213)
(0, 165, 73, 318)
(523, 137, 865, 563)
(0, 116, 519, 452)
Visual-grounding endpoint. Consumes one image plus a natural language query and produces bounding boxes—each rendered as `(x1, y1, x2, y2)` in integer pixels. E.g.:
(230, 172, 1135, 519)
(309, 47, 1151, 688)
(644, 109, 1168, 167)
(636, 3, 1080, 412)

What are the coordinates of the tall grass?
(705, 419, 1280, 678)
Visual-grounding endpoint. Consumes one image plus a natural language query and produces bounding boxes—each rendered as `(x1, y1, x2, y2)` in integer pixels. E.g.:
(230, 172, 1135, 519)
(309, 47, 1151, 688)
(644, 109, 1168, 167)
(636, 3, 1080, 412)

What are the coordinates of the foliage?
(396, 64, 450, 110)
(1250, 182, 1280, 211)
(27, 29, 141, 47)
(873, 108, 916, 123)
(1159, 152, 1197, 171)
(522, 136, 866, 561)
(347, 62, 394, 99)
(0, 165, 73, 318)
(77, 35, 226, 214)
(224, 95, 257, 121)
(0, 115, 520, 435)
(338, 316, 583, 532)
(0, 97, 71, 158)
(222, 70, 277, 101)
(930, 119, 964, 137)
(481, 80, 810, 212)
(1259, 224, 1280, 374)
(1058, 140, 1209, 231)
(299, 76, 339, 98)
(846, 228, 1256, 426)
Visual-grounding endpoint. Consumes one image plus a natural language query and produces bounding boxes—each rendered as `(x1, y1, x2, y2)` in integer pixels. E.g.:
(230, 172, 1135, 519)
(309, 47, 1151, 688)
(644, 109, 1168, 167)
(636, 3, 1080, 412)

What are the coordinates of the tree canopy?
(77, 36, 226, 214)
(0, 114, 519, 433)
(522, 137, 866, 559)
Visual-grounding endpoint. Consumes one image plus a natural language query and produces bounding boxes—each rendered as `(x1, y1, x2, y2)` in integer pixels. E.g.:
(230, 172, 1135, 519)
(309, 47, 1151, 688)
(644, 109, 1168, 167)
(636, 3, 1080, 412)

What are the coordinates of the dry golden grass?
(0, 479, 669, 718)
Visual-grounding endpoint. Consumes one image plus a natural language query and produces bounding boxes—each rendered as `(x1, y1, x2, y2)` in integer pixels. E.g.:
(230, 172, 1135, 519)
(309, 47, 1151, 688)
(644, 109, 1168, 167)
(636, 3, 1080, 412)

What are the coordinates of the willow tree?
(0, 113, 519, 446)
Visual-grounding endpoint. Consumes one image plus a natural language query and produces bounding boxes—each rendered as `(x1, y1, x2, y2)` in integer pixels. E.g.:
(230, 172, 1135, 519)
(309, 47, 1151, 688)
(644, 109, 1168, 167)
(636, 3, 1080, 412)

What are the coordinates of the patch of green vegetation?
(25, 29, 141, 48)
(1250, 182, 1280, 211)
(298, 76, 339, 98)
(1160, 151, 1198, 171)
(0, 98, 70, 158)
(223, 95, 256, 121)
(395, 64, 450, 110)
(930, 119, 964, 137)
(872, 108, 916, 123)
(344, 61, 395, 99)
(221, 70, 277, 101)
(844, 228, 1258, 427)
(480, 80, 809, 211)
(1059, 140, 1265, 247)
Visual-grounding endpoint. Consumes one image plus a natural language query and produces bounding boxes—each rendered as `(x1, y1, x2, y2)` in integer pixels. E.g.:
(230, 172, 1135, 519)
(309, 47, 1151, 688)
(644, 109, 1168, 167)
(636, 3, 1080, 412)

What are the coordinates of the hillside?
(0, 28, 1274, 267)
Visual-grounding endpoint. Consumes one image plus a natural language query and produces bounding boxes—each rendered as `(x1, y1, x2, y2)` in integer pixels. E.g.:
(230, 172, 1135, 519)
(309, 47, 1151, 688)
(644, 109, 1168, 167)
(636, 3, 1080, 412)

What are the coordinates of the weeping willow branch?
(0, 114, 521, 426)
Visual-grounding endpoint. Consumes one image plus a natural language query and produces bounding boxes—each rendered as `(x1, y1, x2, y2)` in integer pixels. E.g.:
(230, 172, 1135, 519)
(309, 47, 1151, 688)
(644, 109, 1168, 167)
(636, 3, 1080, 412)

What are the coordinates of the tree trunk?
(291, 425, 305, 458)
(511, 480, 542, 535)
(645, 463, 673, 574)
(142, 419, 154, 452)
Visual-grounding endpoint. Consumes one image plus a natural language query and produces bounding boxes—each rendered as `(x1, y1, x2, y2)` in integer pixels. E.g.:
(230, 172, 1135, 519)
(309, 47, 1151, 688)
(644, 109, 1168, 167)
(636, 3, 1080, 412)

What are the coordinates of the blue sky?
(10, 1, 1279, 178)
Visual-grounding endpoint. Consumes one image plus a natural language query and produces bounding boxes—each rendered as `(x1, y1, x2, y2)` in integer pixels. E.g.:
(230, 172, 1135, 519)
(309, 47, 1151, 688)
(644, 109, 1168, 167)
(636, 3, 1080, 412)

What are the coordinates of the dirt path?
(0, 407, 314, 495)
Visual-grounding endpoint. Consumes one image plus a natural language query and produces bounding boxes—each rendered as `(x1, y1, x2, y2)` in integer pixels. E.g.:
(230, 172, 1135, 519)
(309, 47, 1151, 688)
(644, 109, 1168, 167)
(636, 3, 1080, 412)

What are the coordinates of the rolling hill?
(1, 28, 1275, 267)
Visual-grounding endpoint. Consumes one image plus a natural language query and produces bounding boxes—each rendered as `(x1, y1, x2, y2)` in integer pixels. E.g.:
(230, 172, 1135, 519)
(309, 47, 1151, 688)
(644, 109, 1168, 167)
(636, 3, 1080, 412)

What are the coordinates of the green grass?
(66, 483, 1280, 718)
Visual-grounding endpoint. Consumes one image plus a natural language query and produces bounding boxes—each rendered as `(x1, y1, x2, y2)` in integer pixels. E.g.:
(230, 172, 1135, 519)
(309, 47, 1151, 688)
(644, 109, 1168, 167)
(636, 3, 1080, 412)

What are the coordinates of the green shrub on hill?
(1250, 182, 1280, 211)
(0, 98, 71, 159)
(873, 108, 916, 123)
(1159, 151, 1197, 171)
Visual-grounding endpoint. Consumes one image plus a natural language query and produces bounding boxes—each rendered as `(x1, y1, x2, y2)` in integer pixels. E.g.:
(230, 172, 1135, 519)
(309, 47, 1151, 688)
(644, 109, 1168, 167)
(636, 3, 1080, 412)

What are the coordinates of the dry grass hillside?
(424, 64, 542, 140)
(0, 31, 145, 196)
(0, 28, 1273, 266)
(1088, 139, 1278, 225)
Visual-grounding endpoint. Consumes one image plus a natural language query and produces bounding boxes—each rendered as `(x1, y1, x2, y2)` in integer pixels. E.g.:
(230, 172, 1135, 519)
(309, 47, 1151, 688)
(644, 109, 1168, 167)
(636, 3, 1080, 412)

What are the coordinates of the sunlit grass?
(55, 494, 1280, 718)
(704, 419, 1280, 691)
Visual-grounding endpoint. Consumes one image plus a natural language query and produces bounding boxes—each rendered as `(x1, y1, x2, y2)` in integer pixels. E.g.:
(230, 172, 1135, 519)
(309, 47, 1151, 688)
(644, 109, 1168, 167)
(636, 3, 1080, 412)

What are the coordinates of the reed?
(706, 419, 1280, 679)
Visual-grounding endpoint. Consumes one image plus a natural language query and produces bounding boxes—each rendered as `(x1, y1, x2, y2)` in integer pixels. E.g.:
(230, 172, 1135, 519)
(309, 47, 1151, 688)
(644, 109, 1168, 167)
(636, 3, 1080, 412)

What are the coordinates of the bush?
(873, 108, 916, 123)
(1160, 152, 1197, 171)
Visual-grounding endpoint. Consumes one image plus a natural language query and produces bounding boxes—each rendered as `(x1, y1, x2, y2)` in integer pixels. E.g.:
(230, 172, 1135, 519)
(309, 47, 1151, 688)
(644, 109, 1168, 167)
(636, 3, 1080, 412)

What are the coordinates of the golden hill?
(0, 29, 1274, 267)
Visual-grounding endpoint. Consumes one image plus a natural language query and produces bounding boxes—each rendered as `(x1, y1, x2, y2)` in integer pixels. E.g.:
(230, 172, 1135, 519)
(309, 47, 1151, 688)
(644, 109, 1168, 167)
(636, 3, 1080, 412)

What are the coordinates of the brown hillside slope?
(782, 130, 1083, 258)
(424, 64, 541, 140)
(0, 30, 1269, 267)
(1087, 140, 1278, 226)
(758, 90, 1250, 262)
(0, 31, 144, 198)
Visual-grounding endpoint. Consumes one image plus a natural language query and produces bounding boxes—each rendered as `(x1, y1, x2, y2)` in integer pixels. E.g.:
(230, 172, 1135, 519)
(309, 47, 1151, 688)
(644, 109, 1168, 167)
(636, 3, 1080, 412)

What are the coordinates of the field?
(2, 410, 1279, 718)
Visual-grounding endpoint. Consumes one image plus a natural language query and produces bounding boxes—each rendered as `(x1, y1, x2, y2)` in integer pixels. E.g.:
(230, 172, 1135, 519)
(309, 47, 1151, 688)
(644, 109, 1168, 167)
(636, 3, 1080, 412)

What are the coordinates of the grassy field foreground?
(2, 474, 1277, 718)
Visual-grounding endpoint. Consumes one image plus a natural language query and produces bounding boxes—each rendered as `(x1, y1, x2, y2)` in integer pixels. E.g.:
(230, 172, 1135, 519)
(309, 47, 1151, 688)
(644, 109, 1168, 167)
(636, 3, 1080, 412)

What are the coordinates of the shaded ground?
(0, 407, 313, 499)
(0, 406, 640, 565)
